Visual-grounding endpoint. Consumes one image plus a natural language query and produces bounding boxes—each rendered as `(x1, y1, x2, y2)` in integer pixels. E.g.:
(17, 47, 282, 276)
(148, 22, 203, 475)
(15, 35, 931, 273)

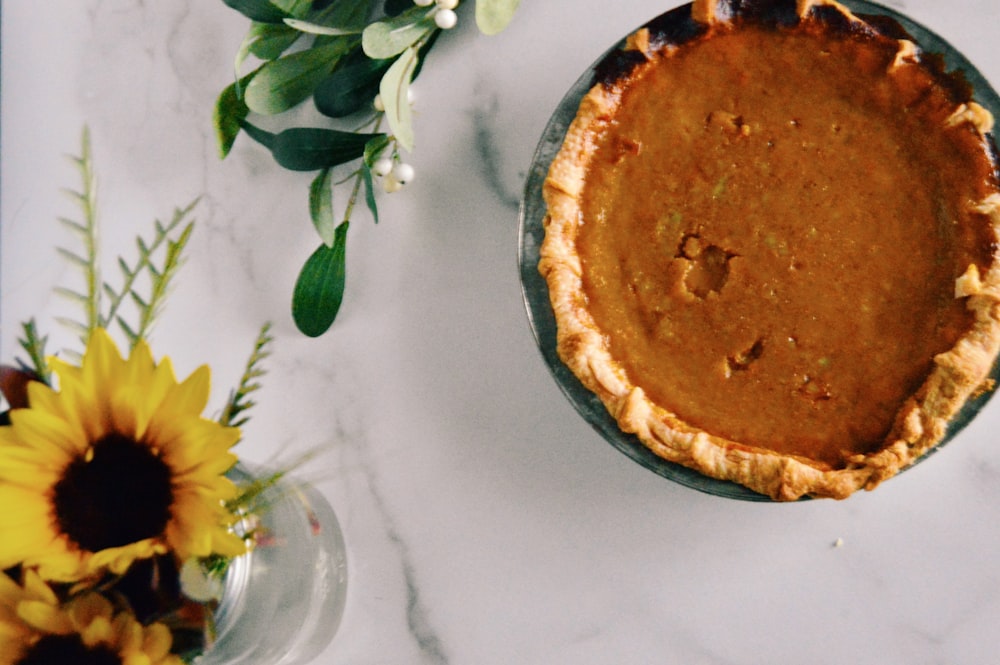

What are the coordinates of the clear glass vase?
(194, 465, 348, 665)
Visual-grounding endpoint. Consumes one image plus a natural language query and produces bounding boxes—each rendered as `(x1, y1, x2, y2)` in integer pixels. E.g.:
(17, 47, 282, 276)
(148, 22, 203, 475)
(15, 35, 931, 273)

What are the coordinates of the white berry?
(372, 157, 394, 177)
(392, 162, 415, 184)
(435, 8, 458, 29)
(414, 0, 434, 6)
(382, 175, 404, 193)
(436, 0, 459, 9)
(407, 87, 417, 105)
(373, 94, 384, 111)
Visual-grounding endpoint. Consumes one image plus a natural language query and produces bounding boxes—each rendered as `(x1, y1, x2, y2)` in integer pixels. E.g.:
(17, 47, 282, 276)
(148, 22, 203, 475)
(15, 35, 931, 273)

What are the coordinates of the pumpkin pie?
(539, 0, 1000, 499)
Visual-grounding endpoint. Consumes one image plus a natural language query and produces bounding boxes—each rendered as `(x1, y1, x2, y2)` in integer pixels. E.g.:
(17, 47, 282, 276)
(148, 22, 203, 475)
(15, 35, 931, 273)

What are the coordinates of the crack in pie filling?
(539, 0, 1000, 500)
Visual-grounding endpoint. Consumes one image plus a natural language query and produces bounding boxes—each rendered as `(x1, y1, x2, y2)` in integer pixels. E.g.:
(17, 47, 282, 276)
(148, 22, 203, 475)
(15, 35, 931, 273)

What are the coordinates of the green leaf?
(379, 47, 418, 151)
(411, 27, 442, 81)
(292, 223, 349, 337)
(475, 0, 521, 35)
(249, 22, 302, 60)
(309, 168, 337, 245)
(307, 0, 371, 31)
(362, 10, 433, 59)
(236, 120, 276, 151)
(223, 0, 290, 23)
(278, 127, 381, 170)
(244, 40, 352, 115)
(213, 73, 255, 158)
(314, 51, 392, 118)
(270, 0, 312, 15)
(362, 163, 379, 223)
(383, 0, 413, 16)
(238, 121, 384, 171)
(363, 134, 391, 166)
(284, 18, 362, 36)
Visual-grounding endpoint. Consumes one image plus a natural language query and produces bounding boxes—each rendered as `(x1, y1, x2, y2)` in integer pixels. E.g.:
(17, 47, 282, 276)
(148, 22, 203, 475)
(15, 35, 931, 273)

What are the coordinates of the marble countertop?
(4, 1, 1000, 663)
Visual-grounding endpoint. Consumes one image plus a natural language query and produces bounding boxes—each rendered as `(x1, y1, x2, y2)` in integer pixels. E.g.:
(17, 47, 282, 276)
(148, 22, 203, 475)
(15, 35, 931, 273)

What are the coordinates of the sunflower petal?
(211, 529, 248, 557)
(113, 611, 143, 651)
(143, 622, 173, 660)
(0, 635, 28, 665)
(123, 652, 154, 665)
(16, 600, 72, 634)
(166, 364, 210, 416)
(0, 573, 25, 608)
(7, 409, 81, 462)
(23, 381, 63, 419)
(21, 571, 59, 606)
(81, 614, 113, 646)
(0, 447, 61, 487)
(33, 549, 90, 584)
(68, 593, 113, 633)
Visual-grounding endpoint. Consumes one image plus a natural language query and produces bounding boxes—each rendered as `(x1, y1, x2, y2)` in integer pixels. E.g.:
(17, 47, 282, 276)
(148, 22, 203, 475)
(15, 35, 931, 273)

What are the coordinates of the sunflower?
(0, 328, 247, 582)
(0, 568, 183, 665)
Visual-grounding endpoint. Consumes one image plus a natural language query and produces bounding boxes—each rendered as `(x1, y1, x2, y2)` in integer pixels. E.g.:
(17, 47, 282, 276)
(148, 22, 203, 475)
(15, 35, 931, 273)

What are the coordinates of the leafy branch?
(54, 127, 101, 341)
(105, 206, 197, 348)
(50, 128, 198, 357)
(214, 0, 520, 337)
(219, 322, 275, 428)
(17, 320, 51, 384)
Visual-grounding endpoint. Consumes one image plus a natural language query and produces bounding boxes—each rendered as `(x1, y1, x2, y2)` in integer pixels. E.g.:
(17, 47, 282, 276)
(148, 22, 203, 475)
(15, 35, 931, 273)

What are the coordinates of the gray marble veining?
(4, 1, 1000, 663)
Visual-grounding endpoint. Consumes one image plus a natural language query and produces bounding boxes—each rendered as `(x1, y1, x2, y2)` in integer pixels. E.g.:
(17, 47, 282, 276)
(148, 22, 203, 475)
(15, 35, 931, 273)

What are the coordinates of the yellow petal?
(164, 363, 210, 417)
(34, 549, 89, 584)
(23, 381, 65, 420)
(21, 570, 59, 606)
(143, 622, 173, 660)
(124, 653, 153, 665)
(0, 448, 61, 487)
(7, 409, 81, 462)
(0, 573, 25, 608)
(80, 614, 113, 646)
(112, 611, 143, 652)
(16, 600, 72, 634)
(124, 342, 159, 437)
(0, 635, 28, 665)
(211, 529, 248, 557)
(68, 593, 113, 633)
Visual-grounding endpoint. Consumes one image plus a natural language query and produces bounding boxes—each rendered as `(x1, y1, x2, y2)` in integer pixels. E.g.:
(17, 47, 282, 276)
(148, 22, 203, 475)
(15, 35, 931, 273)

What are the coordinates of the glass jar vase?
(195, 465, 348, 665)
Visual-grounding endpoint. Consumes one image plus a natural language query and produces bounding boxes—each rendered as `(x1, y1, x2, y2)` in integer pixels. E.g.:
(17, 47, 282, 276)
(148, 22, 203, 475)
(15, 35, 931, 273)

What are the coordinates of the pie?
(539, 0, 1000, 500)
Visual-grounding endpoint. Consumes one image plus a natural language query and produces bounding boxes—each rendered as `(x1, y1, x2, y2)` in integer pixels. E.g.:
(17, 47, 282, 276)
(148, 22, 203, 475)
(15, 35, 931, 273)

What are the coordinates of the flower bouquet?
(0, 132, 346, 665)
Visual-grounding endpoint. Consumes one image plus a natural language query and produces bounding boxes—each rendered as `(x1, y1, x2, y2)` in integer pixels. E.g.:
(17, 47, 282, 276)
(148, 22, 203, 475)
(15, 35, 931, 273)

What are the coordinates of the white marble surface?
(4, 1, 1000, 663)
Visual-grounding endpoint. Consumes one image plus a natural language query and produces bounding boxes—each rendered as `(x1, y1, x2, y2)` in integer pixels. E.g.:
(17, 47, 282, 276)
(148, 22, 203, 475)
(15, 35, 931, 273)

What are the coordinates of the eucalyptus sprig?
(214, 0, 520, 337)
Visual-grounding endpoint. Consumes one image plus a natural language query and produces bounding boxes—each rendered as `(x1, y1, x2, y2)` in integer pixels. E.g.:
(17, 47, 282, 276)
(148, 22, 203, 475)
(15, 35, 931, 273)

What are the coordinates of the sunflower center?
(17, 634, 122, 665)
(53, 433, 174, 552)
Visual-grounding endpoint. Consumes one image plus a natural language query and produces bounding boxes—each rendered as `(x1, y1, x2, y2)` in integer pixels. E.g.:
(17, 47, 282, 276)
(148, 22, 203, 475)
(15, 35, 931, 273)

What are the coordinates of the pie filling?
(570, 20, 999, 470)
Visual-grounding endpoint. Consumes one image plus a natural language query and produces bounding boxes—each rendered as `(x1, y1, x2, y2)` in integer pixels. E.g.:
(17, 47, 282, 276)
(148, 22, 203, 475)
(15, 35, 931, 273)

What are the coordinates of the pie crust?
(539, 0, 1000, 500)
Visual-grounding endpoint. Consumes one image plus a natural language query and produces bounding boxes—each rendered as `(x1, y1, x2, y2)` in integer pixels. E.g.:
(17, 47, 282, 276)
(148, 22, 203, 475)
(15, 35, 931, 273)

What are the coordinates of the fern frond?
(123, 221, 195, 345)
(56, 217, 87, 234)
(55, 248, 90, 269)
(54, 317, 90, 337)
(115, 317, 140, 349)
(17, 319, 51, 383)
(53, 286, 91, 304)
(55, 127, 101, 345)
(101, 200, 199, 343)
(219, 322, 275, 429)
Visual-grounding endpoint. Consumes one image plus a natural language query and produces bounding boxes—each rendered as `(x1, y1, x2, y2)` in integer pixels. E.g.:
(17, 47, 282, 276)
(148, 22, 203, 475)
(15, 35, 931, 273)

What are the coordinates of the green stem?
(76, 127, 101, 340)
(345, 114, 386, 222)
